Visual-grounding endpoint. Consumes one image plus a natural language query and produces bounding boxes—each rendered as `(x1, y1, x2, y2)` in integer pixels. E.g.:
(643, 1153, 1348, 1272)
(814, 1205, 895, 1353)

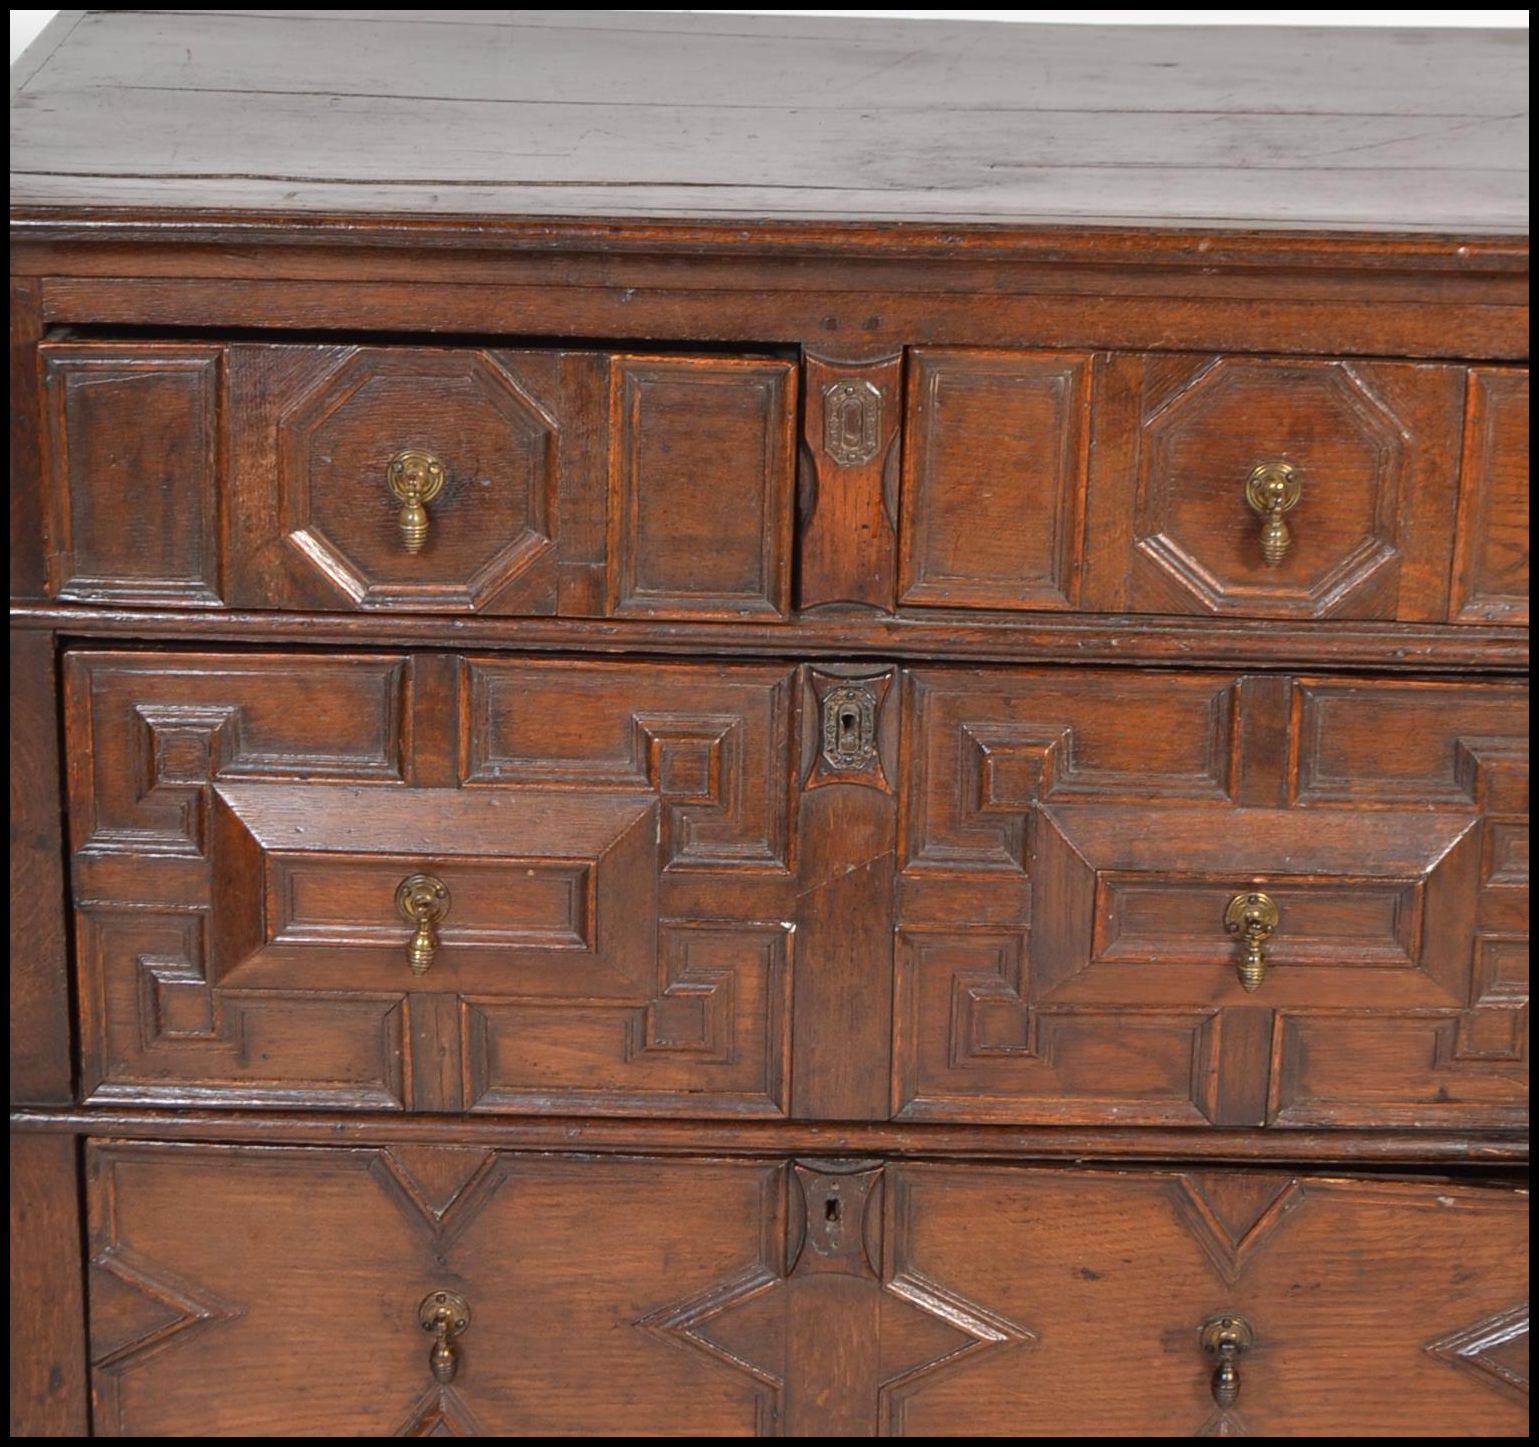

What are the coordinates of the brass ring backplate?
(397, 873, 450, 925)
(1244, 461, 1301, 516)
(1200, 1313, 1255, 1356)
(1223, 891, 1280, 937)
(386, 449, 447, 505)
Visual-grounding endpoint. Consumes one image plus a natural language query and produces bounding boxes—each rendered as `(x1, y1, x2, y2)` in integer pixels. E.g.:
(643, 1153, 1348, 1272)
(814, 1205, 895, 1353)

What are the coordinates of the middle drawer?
(65, 649, 1527, 1128)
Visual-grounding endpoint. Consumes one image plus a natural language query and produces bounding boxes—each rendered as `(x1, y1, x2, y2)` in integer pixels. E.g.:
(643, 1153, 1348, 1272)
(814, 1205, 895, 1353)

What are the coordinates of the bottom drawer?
(85, 1143, 1527, 1437)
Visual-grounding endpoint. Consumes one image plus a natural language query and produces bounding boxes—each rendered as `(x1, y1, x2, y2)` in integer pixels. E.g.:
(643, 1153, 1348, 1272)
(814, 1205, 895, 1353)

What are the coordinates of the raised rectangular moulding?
(36, 341, 798, 620)
(898, 349, 1092, 613)
(40, 344, 224, 606)
(83, 1143, 1529, 1438)
(36, 337, 1526, 631)
(1451, 368, 1530, 625)
(897, 667, 1528, 1128)
(607, 355, 796, 619)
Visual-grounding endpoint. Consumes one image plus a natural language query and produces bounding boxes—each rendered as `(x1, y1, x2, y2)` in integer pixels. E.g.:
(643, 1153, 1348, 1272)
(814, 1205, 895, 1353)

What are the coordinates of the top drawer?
(38, 341, 796, 618)
(33, 339, 1527, 627)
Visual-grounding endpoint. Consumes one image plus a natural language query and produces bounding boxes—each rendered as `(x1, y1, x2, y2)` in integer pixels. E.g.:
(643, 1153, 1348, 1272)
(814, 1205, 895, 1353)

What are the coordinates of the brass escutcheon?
(1200, 1313, 1255, 1409)
(386, 449, 447, 554)
(821, 683, 879, 771)
(823, 379, 882, 467)
(1244, 461, 1302, 566)
(396, 873, 450, 974)
(418, 1290, 471, 1385)
(1224, 891, 1280, 992)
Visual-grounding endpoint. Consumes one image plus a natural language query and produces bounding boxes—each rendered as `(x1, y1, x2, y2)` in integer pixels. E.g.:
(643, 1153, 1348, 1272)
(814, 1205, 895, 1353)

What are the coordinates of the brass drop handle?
(386, 449, 446, 553)
(1245, 461, 1301, 566)
(396, 873, 450, 974)
(418, 1290, 470, 1385)
(1224, 891, 1279, 992)
(1200, 1313, 1255, 1409)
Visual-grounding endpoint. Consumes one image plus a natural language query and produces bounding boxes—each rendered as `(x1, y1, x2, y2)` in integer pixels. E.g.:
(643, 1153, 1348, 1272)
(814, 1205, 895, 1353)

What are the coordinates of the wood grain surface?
(9, 1133, 88, 1437)
(18, 337, 1528, 631)
(55, 646, 1528, 1133)
(897, 667, 1529, 1130)
(10, 12, 1529, 233)
(10, 631, 73, 1105)
(79, 1142, 1530, 1437)
(12, 1106, 1528, 1164)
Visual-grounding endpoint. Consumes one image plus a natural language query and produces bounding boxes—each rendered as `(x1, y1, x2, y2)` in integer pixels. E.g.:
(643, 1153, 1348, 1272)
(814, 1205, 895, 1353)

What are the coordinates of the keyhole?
(838, 398, 863, 450)
(825, 1195, 842, 1223)
(838, 707, 860, 751)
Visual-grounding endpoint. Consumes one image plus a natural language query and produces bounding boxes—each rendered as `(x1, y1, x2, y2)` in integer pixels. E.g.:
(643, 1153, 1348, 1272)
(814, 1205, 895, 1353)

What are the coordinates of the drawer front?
(66, 649, 1528, 1128)
(85, 1144, 1528, 1438)
(37, 340, 1523, 631)
(898, 668, 1528, 1127)
(899, 349, 1470, 623)
(40, 343, 796, 619)
(66, 650, 795, 1115)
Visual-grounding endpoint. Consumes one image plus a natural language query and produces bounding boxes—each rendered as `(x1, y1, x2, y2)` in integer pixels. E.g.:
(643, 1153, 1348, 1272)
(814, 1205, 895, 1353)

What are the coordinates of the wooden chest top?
(10, 10, 1530, 243)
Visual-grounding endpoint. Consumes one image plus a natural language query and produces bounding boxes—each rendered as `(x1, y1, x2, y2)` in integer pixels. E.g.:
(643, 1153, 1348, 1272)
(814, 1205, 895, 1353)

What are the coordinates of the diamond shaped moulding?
(637, 1161, 1033, 1436)
(1425, 1303, 1530, 1406)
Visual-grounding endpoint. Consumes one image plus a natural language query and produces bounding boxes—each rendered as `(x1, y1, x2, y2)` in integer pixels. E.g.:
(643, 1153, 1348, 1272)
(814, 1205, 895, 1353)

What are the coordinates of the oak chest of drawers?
(10, 10, 1529, 1438)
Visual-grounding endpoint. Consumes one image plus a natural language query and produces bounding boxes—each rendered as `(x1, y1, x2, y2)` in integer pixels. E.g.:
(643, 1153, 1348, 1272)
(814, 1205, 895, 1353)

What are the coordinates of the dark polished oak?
(9, 10, 1528, 1439)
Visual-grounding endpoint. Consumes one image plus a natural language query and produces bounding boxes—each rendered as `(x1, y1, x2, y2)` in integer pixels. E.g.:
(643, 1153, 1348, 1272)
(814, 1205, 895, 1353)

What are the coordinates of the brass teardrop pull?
(396, 873, 450, 974)
(1224, 891, 1279, 992)
(386, 449, 447, 553)
(418, 1290, 471, 1384)
(1244, 461, 1301, 566)
(1200, 1313, 1255, 1408)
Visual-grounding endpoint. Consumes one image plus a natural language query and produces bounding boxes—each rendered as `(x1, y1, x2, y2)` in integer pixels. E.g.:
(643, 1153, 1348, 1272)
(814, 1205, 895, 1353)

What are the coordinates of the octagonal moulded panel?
(1135, 357, 1408, 617)
(276, 347, 559, 611)
(1076, 354, 1464, 623)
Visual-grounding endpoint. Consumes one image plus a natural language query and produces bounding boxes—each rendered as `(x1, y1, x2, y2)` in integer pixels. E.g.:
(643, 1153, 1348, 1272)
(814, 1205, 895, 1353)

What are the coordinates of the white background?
(9, 8, 1532, 64)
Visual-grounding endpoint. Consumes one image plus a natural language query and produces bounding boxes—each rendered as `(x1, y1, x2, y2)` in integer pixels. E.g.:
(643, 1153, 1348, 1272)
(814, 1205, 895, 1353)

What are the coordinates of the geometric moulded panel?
(65, 650, 796, 1118)
(897, 667, 1528, 1129)
(274, 347, 558, 611)
(1083, 354, 1465, 621)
